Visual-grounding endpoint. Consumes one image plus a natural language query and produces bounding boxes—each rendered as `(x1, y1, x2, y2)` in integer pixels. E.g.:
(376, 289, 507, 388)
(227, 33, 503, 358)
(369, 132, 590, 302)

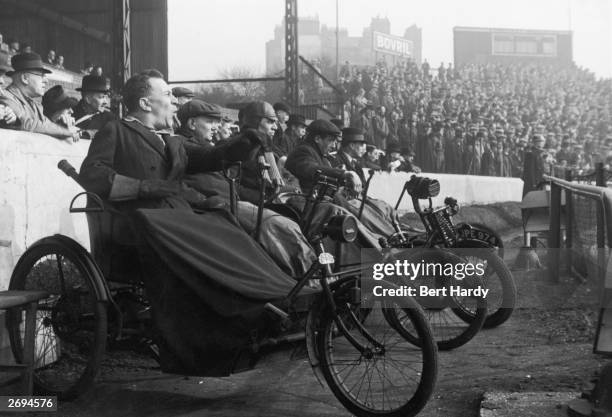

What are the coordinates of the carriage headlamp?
(406, 176, 440, 199)
(323, 215, 358, 243)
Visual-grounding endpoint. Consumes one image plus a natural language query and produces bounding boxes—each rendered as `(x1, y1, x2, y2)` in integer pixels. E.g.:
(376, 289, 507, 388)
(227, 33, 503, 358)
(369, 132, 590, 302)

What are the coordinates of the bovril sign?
(373, 31, 413, 58)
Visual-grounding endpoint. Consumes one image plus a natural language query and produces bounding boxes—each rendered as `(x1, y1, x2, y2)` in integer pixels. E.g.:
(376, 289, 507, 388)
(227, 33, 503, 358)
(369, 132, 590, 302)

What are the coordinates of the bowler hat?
(177, 99, 222, 125)
(7, 52, 51, 75)
(42, 85, 78, 118)
(77, 75, 111, 93)
(0, 51, 12, 73)
(172, 86, 194, 98)
(341, 127, 366, 144)
(287, 114, 307, 127)
(306, 119, 341, 137)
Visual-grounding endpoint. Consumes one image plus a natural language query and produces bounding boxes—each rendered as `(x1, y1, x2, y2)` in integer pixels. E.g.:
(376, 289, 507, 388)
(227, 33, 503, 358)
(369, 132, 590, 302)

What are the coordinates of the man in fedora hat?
(273, 113, 306, 157)
(171, 87, 194, 108)
(0, 52, 79, 140)
(73, 74, 117, 137)
(0, 50, 17, 126)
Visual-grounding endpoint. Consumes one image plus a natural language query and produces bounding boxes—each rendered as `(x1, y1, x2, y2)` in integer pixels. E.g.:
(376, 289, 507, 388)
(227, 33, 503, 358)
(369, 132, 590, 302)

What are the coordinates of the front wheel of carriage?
(316, 279, 438, 417)
(6, 236, 107, 400)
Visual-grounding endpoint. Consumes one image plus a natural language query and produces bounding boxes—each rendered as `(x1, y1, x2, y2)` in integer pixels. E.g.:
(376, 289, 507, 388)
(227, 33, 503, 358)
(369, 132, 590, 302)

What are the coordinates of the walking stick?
(357, 169, 375, 220)
(222, 161, 241, 216)
(253, 155, 271, 242)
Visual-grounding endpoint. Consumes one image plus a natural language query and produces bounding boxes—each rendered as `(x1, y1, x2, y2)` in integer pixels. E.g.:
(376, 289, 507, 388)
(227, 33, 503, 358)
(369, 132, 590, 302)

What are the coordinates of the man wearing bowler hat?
(73, 74, 117, 137)
(0, 50, 17, 126)
(0, 52, 79, 140)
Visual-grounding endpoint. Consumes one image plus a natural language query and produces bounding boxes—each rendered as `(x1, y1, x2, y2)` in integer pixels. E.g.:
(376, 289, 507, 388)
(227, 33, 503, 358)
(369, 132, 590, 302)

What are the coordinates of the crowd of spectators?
(337, 59, 612, 178)
(0, 30, 104, 75)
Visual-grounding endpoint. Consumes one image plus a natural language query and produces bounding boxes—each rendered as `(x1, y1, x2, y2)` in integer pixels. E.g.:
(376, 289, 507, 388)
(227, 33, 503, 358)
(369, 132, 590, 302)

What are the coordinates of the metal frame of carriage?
(5, 163, 441, 417)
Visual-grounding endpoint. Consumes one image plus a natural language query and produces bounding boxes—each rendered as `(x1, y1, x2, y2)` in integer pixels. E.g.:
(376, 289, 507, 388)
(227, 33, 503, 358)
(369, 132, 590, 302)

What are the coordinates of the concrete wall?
(368, 171, 523, 213)
(0, 129, 90, 290)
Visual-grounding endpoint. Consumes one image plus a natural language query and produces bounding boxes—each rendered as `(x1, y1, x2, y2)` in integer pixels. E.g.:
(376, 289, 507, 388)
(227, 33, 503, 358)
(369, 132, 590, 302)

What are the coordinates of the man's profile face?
(146, 77, 175, 129)
(293, 125, 306, 138)
(191, 116, 219, 142)
(276, 110, 289, 124)
(315, 135, 338, 155)
(85, 92, 110, 113)
(258, 117, 277, 137)
(349, 142, 366, 158)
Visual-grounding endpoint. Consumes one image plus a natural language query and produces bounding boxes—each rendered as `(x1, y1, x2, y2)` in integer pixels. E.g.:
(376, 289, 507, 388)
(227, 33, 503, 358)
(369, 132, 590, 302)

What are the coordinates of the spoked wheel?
(389, 250, 487, 350)
(452, 242, 517, 328)
(7, 238, 107, 400)
(317, 280, 438, 417)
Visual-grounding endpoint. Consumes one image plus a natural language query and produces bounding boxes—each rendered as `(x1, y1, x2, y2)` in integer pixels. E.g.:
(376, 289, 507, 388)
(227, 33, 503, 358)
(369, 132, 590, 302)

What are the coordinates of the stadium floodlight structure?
(285, 0, 299, 107)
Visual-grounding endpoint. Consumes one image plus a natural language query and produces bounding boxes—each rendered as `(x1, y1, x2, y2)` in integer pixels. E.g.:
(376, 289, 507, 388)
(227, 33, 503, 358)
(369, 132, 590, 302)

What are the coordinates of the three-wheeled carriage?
(6, 162, 439, 417)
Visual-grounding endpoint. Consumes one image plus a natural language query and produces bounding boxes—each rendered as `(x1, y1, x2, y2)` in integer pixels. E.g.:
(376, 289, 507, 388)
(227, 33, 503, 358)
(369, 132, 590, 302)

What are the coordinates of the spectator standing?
(46, 50, 56, 66)
(55, 55, 65, 70)
(372, 105, 390, 151)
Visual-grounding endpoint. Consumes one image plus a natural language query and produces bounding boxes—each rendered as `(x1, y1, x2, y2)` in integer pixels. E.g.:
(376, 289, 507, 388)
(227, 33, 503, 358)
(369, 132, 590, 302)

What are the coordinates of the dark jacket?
(73, 99, 117, 133)
(285, 138, 345, 194)
(79, 119, 258, 211)
(332, 150, 366, 185)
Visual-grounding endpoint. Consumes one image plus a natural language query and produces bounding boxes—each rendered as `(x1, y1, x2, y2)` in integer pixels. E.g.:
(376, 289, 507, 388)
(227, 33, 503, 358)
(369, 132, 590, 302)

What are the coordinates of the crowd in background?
(337, 59, 612, 177)
(0, 30, 104, 75)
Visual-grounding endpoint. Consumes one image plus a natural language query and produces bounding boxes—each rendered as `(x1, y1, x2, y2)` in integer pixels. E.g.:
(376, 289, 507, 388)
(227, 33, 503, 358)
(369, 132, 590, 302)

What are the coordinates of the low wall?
(367, 171, 524, 213)
(0, 129, 90, 290)
(0, 129, 524, 289)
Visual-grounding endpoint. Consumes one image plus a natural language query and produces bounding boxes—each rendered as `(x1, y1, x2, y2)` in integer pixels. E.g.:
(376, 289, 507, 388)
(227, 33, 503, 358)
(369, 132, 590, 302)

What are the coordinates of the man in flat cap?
(175, 98, 222, 148)
(0, 52, 80, 140)
(0, 50, 17, 126)
(171, 87, 194, 108)
(72, 74, 116, 138)
(273, 113, 306, 158)
(176, 100, 315, 278)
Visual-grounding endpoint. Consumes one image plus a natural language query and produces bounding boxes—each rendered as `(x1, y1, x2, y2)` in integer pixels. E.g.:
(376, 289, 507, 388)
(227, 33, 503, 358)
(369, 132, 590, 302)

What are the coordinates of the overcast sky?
(168, 0, 611, 81)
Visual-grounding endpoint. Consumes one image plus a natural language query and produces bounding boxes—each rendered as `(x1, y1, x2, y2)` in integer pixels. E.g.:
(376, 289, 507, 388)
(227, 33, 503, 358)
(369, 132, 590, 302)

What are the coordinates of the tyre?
(317, 280, 438, 417)
(452, 241, 517, 328)
(7, 238, 107, 400)
(388, 250, 487, 350)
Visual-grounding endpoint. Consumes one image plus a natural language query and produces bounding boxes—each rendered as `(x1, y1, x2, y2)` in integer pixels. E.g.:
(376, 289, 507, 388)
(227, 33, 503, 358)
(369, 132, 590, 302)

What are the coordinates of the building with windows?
(453, 26, 573, 66)
(266, 16, 422, 78)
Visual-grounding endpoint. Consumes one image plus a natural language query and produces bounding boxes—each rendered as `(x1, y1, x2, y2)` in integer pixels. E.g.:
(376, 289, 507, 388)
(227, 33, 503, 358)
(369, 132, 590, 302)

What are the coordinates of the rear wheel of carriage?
(452, 241, 516, 328)
(7, 237, 107, 400)
(317, 280, 438, 417)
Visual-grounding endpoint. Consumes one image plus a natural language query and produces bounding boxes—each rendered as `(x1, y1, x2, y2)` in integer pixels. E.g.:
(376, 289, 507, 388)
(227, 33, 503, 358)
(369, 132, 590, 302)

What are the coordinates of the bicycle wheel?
(317, 281, 438, 417)
(7, 237, 107, 400)
(452, 242, 516, 328)
(388, 250, 487, 350)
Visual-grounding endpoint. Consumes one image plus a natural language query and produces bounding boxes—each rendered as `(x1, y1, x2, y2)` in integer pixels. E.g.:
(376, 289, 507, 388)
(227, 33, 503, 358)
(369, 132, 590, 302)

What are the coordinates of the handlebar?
(58, 159, 83, 187)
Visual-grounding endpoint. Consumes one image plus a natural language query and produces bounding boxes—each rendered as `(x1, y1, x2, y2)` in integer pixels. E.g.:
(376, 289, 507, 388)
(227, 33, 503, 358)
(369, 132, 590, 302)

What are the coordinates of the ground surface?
(0, 227, 610, 417)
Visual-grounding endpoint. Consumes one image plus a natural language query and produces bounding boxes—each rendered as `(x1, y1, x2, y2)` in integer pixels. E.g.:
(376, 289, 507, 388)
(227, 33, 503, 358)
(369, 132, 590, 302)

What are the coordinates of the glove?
(138, 179, 181, 199)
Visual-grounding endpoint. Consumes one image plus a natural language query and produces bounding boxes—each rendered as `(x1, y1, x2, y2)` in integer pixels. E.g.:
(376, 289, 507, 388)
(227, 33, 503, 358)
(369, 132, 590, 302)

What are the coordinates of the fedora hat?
(77, 75, 111, 93)
(7, 52, 51, 76)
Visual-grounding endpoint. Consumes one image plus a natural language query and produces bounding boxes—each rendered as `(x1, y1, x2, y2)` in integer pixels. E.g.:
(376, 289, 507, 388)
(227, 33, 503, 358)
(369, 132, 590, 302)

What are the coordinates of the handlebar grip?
(58, 159, 83, 187)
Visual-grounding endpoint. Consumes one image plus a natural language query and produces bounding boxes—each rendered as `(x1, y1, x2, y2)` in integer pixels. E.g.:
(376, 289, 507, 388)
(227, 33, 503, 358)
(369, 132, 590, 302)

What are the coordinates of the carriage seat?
(84, 196, 143, 284)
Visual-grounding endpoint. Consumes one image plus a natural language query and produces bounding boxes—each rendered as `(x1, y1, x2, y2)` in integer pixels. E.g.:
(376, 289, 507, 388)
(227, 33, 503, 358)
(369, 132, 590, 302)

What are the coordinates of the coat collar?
(121, 118, 167, 159)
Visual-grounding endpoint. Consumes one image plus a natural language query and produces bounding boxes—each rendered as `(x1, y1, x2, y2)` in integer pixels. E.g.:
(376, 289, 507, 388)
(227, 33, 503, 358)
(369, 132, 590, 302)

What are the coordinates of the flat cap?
(273, 102, 291, 113)
(341, 127, 366, 144)
(177, 99, 222, 125)
(172, 87, 194, 98)
(307, 119, 341, 137)
(287, 113, 307, 127)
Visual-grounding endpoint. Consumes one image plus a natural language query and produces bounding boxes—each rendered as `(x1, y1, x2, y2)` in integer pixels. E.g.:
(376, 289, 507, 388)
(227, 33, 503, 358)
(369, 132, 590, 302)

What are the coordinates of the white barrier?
(0, 128, 525, 290)
(0, 129, 90, 290)
(367, 171, 524, 213)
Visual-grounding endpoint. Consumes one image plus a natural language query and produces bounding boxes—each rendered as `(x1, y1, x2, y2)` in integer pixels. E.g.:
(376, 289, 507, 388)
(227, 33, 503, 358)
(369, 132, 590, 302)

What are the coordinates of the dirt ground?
(1, 231, 610, 417)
